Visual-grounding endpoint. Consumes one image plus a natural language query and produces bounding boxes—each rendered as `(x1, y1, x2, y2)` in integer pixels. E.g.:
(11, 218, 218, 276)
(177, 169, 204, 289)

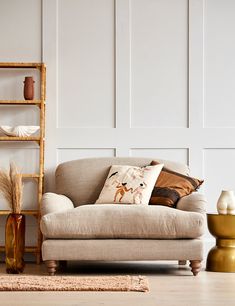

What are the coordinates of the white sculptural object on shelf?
(217, 190, 235, 215)
(0, 125, 40, 137)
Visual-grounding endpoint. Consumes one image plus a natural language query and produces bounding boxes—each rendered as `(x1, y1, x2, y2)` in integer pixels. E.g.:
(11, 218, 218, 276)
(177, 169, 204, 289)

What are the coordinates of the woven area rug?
(0, 275, 149, 292)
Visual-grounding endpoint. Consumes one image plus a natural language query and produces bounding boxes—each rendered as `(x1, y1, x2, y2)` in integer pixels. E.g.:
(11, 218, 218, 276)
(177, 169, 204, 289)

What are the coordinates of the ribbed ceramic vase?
(5, 213, 25, 274)
(217, 190, 235, 215)
(23, 76, 35, 100)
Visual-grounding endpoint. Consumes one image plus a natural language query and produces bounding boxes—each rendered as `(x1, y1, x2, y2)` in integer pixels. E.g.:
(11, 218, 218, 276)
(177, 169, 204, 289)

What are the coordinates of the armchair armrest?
(176, 192, 207, 215)
(41, 192, 74, 216)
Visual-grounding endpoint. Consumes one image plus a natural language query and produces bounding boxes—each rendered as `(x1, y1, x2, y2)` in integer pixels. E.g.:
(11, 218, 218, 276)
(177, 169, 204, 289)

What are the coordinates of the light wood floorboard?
(0, 261, 234, 306)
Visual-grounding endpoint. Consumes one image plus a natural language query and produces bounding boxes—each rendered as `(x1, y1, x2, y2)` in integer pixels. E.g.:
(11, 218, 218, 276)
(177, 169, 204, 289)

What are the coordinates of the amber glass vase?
(5, 213, 25, 274)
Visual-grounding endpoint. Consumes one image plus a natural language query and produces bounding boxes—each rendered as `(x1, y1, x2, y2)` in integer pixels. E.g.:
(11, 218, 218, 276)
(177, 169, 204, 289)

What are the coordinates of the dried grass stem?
(0, 163, 23, 213)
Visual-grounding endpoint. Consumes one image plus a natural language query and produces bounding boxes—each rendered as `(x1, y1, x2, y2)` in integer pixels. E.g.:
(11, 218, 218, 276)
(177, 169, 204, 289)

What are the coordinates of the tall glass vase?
(5, 213, 25, 274)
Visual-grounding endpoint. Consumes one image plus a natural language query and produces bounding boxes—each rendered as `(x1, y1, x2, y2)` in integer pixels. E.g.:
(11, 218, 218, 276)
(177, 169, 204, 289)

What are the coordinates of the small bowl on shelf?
(0, 125, 40, 137)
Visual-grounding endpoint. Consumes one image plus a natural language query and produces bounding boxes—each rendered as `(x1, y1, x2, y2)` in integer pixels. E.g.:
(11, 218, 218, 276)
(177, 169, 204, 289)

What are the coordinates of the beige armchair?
(40, 157, 206, 276)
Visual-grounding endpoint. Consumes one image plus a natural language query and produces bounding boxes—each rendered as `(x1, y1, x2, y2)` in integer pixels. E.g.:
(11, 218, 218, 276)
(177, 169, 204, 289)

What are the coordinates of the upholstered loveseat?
(40, 157, 206, 276)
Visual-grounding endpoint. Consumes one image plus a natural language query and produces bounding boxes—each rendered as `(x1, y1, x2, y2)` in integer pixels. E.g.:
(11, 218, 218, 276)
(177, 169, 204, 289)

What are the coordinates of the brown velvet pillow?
(149, 160, 203, 207)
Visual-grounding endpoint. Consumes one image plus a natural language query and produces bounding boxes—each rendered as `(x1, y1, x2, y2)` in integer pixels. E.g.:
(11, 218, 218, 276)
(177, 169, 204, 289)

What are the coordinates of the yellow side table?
(206, 214, 235, 272)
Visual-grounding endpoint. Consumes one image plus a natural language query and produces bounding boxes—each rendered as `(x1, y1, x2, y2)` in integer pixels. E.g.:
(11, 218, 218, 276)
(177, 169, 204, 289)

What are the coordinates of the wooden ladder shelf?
(0, 62, 46, 264)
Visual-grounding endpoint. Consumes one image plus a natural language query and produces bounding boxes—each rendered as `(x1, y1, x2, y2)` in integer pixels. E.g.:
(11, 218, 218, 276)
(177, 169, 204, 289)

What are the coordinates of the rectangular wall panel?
(0, 0, 41, 61)
(204, 0, 235, 127)
(57, 148, 115, 164)
(58, 0, 115, 128)
(204, 149, 235, 213)
(131, 0, 188, 127)
(130, 148, 188, 164)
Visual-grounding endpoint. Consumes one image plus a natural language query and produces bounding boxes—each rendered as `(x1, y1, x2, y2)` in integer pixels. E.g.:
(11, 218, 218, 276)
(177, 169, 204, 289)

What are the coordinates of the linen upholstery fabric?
(41, 192, 206, 218)
(42, 239, 204, 261)
(150, 160, 203, 207)
(177, 192, 207, 215)
(41, 193, 74, 217)
(42, 157, 206, 270)
(96, 164, 163, 205)
(40, 204, 205, 239)
(55, 157, 189, 207)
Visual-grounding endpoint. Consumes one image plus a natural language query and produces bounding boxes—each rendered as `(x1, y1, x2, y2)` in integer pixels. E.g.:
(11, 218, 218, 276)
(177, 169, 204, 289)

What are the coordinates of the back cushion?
(55, 157, 189, 207)
(149, 160, 203, 207)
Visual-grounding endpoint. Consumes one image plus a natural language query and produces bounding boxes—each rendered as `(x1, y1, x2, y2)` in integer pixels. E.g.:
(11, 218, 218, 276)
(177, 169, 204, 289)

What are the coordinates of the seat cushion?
(42, 239, 204, 261)
(40, 204, 205, 239)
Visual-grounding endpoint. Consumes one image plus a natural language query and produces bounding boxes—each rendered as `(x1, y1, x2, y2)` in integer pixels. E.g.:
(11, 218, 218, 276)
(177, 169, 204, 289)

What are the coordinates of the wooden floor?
(0, 261, 234, 306)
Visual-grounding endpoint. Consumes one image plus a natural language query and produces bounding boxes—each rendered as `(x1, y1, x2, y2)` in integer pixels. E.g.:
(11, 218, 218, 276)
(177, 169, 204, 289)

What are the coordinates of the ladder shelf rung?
(22, 173, 41, 179)
(0, 210, 39, 216)
(0, 136, 40, 142)
(0, 100, 43, 105)
(0, 246, 39, 253)
(0, 62, 43, 69)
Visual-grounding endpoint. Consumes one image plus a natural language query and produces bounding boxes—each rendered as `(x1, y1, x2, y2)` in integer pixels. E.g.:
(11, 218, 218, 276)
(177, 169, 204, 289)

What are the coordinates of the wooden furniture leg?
(178, 260, 187, 265)
(189, 260, 201, 276)
(45, 260, 57, 276)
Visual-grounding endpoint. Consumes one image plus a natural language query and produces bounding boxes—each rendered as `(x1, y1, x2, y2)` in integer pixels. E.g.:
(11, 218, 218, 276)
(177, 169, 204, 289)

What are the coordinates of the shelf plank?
(22, 173, 41, 179)
(0, 100, 43, 105)
(0, 210, 39, 216)
(0, 246, 38, 253)
(0, 63, 42, 69)
(0, 136, 40, 142)
(26, 247, 39, 253)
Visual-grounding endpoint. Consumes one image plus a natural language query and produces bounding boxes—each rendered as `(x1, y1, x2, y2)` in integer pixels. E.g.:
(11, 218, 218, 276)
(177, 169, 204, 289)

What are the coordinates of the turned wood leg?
(189, 260, 202, 276)
(178, 260, 187, 265)
(45, 260, 57, 276)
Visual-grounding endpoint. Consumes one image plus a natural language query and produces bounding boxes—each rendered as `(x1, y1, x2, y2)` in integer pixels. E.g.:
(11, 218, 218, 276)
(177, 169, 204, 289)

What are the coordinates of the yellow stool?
(207, 214, 235, 272)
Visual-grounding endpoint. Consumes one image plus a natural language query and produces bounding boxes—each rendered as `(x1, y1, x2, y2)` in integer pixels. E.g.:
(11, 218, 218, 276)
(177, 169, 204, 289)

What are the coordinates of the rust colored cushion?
(149, 160, 204, 207)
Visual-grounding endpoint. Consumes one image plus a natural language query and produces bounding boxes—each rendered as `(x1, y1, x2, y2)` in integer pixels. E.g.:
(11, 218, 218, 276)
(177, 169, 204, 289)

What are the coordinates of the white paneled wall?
(57, 148, 115, 164)
(130, 149, 188, 165)
(43, 0, 235, 252)
(0, 0, 41, 61)
(131, 0, 188, 128)
(57, 0, 115, 128)
(1, 0, 235, 252)
(204, 149, 235, 204)
(204, 0, 235, 127)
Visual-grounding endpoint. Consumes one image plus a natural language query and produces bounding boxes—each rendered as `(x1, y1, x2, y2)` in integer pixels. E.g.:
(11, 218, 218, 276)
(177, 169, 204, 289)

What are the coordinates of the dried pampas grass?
(0, 163, 23, 214)
(0, 171, 12, 208)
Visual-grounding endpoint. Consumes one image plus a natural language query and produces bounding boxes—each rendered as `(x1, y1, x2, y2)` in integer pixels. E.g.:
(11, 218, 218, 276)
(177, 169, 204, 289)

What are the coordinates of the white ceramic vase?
(217, 190, 235, 215)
